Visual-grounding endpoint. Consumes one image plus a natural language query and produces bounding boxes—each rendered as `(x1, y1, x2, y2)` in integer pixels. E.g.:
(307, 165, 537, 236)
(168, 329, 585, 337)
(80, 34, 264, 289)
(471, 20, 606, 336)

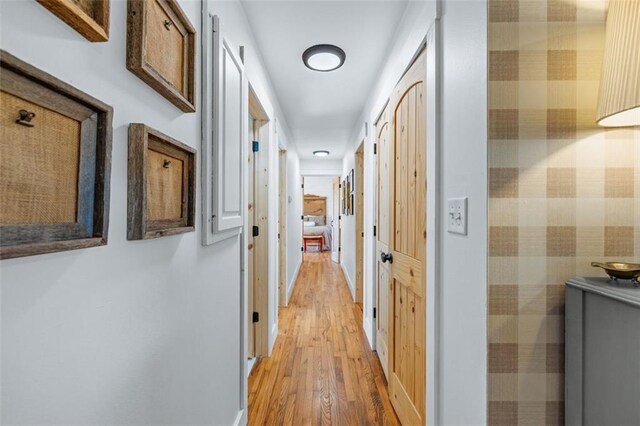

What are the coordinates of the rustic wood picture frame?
(128, 123, 196, 240)
(0, 50, 113, 260)
(37, 0, 110, 42)
(350, 168, 355, 194)
(126, 0, 196, 112)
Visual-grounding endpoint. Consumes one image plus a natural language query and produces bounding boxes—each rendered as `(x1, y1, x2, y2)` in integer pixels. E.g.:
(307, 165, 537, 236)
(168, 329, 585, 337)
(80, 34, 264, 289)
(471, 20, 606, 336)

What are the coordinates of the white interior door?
(331, 177, 340, 263)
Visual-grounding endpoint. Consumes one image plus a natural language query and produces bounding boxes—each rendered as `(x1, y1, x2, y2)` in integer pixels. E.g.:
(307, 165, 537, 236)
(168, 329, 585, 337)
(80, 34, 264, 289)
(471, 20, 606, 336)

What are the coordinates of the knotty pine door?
(375, 102, 391, 379)
(385, 50, 427, 426)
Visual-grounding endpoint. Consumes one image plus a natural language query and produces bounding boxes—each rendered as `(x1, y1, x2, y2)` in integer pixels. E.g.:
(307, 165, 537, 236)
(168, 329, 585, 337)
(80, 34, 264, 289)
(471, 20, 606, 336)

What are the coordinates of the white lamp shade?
(596, 0, 640, 127)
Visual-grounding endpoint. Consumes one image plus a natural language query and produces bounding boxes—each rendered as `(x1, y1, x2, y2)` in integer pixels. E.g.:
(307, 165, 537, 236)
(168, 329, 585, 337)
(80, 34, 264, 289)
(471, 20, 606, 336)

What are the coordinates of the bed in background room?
(303, 195, 332, 251)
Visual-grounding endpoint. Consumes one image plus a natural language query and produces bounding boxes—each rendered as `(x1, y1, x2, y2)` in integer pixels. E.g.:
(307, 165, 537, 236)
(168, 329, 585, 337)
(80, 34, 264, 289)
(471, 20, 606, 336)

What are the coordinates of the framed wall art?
(127, 123, 196, 240)
(340, 180, 347, 214)
(127, 0, 196, 112)
(37, 0, 110, 42)
(350, 168, 354, 193)
(0, 50, 113, 259)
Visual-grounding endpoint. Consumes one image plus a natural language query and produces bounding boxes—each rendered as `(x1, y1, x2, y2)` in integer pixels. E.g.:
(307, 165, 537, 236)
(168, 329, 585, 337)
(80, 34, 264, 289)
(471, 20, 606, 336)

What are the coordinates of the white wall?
(300, 159, 343, 176)
(436, 2, 488, 423)
(285, 150, 302, 304)
(341, 0, 488, 424)
(0, 0, 295, 423)
(339, 158, 357, 301)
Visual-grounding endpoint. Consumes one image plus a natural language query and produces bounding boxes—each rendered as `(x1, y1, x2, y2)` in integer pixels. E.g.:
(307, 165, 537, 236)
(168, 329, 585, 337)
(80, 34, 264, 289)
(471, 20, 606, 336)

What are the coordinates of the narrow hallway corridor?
(248, 253, 400, 425)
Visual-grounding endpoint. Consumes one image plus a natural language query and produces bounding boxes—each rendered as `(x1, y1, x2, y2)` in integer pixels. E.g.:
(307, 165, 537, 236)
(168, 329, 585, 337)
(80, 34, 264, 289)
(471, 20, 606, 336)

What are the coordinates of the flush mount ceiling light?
(313, 150, 330, 157)
(596, 0, 640, 127)
(302, 44, 346, 72)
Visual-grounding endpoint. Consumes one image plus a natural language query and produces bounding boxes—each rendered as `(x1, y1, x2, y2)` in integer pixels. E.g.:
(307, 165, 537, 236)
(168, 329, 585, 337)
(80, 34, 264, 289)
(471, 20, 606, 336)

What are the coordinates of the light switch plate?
(447, 197, 467, 235)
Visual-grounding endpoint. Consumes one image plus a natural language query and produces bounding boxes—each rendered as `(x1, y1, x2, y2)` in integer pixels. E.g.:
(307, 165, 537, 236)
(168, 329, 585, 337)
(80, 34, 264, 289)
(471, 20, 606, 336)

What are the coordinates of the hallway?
(248, 253, 400, 425)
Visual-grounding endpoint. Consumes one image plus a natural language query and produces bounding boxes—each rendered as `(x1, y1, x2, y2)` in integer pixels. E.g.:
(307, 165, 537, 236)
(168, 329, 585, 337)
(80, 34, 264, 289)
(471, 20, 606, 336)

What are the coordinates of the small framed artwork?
(341, 179, 346, 215)
(127, 0, 196, 112)
(37, 0, 110, 42)
(344, 179, 351, 215)
(0, 51, 113, 259)
(127, 123, 196, 240)
(350, 169, 355, 193)
(350, 194, 354, 215)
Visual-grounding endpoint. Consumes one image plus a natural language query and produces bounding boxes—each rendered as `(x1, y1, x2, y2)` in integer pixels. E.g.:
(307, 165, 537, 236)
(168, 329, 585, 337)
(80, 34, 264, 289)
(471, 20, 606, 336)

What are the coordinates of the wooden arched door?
(385, 50, 427, 425)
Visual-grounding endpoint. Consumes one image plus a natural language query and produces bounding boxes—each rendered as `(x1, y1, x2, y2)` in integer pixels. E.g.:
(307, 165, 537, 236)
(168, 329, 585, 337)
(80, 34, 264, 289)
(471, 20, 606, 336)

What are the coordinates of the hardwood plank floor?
(248, 252, 400, 426)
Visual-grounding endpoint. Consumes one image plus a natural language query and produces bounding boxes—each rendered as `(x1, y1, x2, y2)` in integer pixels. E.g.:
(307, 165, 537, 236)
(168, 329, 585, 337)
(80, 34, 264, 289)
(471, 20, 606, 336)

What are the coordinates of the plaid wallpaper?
(488, 0, 640, 424)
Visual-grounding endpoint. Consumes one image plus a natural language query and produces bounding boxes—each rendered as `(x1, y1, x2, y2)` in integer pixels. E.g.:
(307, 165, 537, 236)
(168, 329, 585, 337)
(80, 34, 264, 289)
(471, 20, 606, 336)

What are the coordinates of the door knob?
(380, 252, 393, 264)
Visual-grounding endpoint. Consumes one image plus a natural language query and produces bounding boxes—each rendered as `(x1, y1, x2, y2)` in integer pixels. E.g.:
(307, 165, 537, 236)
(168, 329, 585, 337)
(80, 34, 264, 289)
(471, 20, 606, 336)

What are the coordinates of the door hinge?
(301, 215, 304, 220)
(373, 225, 377, 237)
(339, 183, 342, 189)
(252, 312, 259, 323)
(339, 215, 341, 220)
(373, 307, 377, 319)
(252, 141, 259, 152)
(374, 143, 377, 155)
(301, 246, 304, 252)
(338, 247, 341, 252)
(252, 226, 259, 237)
(361, 231, 364, 237)
(301, 183, 304, 189)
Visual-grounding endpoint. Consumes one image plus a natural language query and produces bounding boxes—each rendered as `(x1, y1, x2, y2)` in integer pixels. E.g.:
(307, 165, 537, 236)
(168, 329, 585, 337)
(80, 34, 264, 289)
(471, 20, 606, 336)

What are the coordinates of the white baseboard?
(233, 409, 247, 426)
(363, 317, 374, 349)
(340, 262, 355, 301)
(287, 259, 302, 304)
(269, 321, 278, 355)
(247, 358, 257, 377)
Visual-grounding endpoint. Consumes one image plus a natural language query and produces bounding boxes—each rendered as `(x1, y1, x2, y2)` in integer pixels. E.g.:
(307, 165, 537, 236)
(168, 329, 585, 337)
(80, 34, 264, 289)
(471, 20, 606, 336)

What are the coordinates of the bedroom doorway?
(301, 175, 340, 258)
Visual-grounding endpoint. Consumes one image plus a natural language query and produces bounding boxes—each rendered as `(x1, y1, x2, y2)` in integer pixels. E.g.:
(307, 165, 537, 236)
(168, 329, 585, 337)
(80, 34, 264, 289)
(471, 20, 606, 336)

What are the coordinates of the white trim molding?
(425, 17, 441, 426)
(341, 262, 355, 301)
(287, 258, 302, 304)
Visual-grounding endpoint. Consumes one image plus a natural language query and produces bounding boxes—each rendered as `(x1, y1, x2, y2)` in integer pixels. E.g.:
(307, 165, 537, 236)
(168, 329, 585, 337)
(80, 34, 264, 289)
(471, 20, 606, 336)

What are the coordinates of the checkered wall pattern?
(488, 0, 640, 424)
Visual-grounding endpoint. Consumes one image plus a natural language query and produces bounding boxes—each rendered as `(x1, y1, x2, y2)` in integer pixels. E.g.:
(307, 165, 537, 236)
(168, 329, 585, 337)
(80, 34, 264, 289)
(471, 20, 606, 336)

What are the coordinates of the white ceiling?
(242, 0, 409, 160)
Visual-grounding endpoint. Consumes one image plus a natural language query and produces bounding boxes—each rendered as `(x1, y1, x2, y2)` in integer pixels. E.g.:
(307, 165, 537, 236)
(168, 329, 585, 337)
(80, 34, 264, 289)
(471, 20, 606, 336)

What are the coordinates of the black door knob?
(380, 252, 393, 264)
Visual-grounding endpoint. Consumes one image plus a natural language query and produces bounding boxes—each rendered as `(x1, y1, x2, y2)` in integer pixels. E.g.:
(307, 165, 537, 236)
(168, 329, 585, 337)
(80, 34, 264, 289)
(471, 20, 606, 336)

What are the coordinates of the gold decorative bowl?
(591, 262, 640, 285)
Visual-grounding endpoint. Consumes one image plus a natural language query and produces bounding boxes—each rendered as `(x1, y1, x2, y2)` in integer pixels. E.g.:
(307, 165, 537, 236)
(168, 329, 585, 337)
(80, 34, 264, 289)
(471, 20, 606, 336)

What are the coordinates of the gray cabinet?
(566, 277, 640, 426)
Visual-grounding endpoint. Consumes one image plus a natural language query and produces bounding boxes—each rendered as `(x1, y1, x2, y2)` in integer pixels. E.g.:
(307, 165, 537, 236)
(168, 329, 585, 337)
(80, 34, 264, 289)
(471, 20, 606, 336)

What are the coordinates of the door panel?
(388, 50, 426, 426)
(375, 104, 391, 378)
(212, 17, 245, 232)
(247, 115, 256, 358)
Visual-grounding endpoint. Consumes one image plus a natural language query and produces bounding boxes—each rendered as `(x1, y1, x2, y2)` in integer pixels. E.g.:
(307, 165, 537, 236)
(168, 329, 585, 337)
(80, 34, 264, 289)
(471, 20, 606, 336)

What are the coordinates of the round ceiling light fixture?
(313, 150, 330, 157)
(302, 44, 346, 72)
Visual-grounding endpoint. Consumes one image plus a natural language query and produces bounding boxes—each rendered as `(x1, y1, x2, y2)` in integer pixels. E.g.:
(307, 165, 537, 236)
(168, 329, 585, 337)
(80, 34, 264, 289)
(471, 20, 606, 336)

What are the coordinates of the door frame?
(424, 21, 440, 426)
(368, 20, 440, 425)
(278, 149, 287, 307)
(355, 142, 365, 305)
(247, 84, 271, 358)
(301, 175, 340, 257)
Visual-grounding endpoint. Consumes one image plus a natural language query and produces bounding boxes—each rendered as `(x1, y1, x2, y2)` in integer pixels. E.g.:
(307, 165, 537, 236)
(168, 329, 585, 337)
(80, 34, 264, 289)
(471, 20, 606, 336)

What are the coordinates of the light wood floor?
(248, 252, 400, 425)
